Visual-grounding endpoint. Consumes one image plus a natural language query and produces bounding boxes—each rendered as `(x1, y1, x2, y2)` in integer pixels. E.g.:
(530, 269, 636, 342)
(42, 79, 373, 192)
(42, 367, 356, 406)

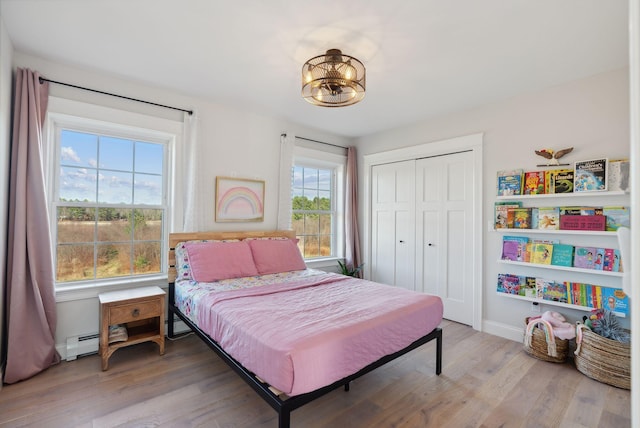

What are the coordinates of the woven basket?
(574, 322, 630, 389)
(523, 317, 569, 363)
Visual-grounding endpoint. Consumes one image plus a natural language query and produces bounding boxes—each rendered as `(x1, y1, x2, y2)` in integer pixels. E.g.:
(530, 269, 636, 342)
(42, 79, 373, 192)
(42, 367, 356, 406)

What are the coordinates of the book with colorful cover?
(537, 207, 560, 230)
(531, 243, 553, 264)
(607, 159, 630, 192)
(521, 277, 537, 298)
(574, 158, 607, 192)
(603, 206, 630, 231)
(613, 249, 621, 272)
(593, 248, 605, 271)
(601, 288, 629, 316)
(497, 169, 524, 196)
(602, 248, 615, 271)
(497, 273, 522, 295)
(589, 285, 603, 309)
(542, 281, 568, 303)
(535, 278, 552, 299)
(550, 169, 574, 194)
(523, 171, 545, 195)
(522, 243, 533, 263)
(502, 236, 529, 262)
(494, 202, 522, 229)
(559, 206, 603, 216)
(511, 207, 532, 229)
(550, 244, 574, 267)
(573, 246, 597, 269)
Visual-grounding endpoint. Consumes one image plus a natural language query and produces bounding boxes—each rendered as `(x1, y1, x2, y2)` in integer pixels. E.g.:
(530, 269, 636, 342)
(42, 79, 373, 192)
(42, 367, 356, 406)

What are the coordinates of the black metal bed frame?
(167, 281, 442, 428)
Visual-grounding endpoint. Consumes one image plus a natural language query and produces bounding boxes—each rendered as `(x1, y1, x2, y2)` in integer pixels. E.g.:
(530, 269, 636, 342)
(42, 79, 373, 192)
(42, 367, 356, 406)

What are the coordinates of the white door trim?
(363, 133, 484, 331)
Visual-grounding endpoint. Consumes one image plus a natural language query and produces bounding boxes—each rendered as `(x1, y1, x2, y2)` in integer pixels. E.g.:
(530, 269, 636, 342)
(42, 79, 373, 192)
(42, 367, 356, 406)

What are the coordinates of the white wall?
(356, 68, 631, 339)
(12, 53, 354, 358)
(0, 15, 14, 384)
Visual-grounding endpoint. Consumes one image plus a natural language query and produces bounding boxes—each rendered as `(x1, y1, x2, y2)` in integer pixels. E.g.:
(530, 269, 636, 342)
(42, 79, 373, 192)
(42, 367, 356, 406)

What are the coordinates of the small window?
(53, 128, 168, 284)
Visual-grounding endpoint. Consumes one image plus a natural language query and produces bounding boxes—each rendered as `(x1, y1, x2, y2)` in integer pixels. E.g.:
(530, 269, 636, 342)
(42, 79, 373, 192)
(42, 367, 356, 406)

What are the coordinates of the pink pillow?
(184, 241, 259, 282)
(248, 238, 306, 275)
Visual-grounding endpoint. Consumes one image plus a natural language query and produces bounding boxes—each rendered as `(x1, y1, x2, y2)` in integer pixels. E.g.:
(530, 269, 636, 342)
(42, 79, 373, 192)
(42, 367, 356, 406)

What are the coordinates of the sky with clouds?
(58, 130, 164, 205)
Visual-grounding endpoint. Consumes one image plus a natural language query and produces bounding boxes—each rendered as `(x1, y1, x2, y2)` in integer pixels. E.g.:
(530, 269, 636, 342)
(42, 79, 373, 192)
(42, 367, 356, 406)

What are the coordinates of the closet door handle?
(428, 243, 434, 247)
(399, 240, 405, 243)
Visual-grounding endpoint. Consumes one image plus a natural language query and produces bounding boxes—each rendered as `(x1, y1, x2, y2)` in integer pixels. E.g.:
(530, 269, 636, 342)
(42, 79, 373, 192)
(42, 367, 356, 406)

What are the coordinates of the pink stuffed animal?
(540, 311, 575, 340)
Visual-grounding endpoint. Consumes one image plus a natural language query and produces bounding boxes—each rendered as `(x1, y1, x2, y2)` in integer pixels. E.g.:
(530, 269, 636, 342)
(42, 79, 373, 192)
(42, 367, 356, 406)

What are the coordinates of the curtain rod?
(39, 77, 194, 116)
(281, 133, 347, 150)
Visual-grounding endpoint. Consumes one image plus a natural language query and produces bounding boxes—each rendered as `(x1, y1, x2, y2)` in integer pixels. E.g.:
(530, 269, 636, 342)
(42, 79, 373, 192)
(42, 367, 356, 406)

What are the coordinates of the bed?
(167, 230, 443, 427)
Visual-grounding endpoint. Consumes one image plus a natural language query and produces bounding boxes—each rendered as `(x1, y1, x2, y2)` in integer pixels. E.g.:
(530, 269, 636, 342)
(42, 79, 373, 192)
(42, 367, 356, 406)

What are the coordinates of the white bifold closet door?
(371, 151, 474, 325)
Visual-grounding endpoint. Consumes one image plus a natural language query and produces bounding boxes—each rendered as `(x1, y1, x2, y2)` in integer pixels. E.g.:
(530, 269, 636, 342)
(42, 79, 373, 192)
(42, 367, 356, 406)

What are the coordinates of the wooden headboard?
(168, 230, 296, 283)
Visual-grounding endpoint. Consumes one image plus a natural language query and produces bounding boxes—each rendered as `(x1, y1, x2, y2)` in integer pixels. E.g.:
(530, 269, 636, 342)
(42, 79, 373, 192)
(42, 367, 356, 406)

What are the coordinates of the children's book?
(511, 207, 532, 229)
(613, 249, 621, 272)
(530, 208, 539, 229)
(607, 159, 630, 192)
(521, 277, 537, 298)
(542, 281, 568, 303)
(602, 248, 615, 271)
(550, 169, 574, 194)
(535, 278, 552, 299)
(497, 273, 522, 295)
(537, 207, 560, 230)
(523, 171, 545, 195)
(603, 206, 630, 231)
(531, 243, 553, 264)
(494, 202, 522, 229)
(573, 246, 597, 269)
(601, 288, 629, 316)
(593, 248, 605, 271)
(496, 169, 524, 196)
(574, 158, 607, 192)
(502, 236, 529, 261)
(550, 244, 574, 267)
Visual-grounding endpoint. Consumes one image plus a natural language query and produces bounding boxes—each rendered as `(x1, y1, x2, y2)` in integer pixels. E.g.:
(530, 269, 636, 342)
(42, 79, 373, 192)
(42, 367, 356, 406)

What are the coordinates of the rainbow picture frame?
(215, 176, 265, 222)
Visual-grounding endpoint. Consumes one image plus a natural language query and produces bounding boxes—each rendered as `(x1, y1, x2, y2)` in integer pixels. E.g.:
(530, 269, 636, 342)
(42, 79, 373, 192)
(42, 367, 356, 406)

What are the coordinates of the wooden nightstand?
(98, 286, 166, 370)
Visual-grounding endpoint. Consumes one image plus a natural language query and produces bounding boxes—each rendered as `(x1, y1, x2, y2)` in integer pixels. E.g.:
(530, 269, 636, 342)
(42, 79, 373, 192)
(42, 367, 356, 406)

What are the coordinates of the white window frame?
(293, 146, 346, 270)
(44, 97, 183, 301)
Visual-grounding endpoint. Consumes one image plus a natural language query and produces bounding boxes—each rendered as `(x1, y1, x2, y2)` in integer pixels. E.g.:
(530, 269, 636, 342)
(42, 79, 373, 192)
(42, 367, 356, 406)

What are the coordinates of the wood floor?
(0, 320, 630, 428)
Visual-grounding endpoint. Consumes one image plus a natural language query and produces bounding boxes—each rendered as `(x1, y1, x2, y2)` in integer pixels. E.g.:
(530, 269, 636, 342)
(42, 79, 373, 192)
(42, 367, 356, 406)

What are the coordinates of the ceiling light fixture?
(302, 49, 366, 107)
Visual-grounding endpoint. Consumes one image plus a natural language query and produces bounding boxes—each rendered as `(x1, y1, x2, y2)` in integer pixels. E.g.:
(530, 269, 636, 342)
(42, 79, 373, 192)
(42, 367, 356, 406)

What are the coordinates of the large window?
(50, 119, 171, 286)
(291, 148, 345, 260)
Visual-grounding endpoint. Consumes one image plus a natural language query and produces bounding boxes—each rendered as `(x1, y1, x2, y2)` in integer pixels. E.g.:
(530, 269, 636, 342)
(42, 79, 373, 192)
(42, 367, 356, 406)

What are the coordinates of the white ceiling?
(0, 0, 629, 138)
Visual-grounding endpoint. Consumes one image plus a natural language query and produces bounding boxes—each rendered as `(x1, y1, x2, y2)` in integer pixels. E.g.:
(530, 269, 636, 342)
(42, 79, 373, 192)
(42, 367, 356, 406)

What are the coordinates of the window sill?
(305, 257, 342, 272)
(55, 274, 168, 302)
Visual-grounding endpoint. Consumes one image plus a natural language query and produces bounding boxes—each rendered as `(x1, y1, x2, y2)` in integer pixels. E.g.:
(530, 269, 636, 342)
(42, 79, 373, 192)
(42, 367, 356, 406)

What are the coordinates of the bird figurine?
(535, 147, 573, 166)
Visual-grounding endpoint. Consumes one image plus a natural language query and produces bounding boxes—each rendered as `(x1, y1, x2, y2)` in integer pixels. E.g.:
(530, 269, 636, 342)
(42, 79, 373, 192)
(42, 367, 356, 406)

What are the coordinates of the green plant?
(337, 260, 364, 277)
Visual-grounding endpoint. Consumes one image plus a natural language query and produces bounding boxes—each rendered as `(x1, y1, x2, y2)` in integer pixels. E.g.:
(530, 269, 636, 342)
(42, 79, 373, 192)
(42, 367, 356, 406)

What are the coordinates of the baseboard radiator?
(65, 333, 100, 361)
(63, 319, 190, 361)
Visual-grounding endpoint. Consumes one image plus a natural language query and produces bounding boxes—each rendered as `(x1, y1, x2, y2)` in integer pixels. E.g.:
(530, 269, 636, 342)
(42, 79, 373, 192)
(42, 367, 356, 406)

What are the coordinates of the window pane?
(304, 213, 319, 235)
(97, 208, 131, 242)
(320, 235, 331, 256)
(56, 244, 94, 282)
(60, 130, 97, 168)
(57, 207, 95, 243)
(99, 136, 133, 170)
(291, 213, 304, 235)
(134, 173, 162, 205)
(97, 243, 131, 278)
(292, 166, 303, 189)
(319, 214, 331, 235)
(304, 235, 320, 258)
(98, 170, 133, 204)
(133, 209, 163, 241)
(135, 141, 163, 174)
(59, 166, 97, 202)
(303, 189, 318, 209)
(304, 168, 318, 188)
(318, 169, 331, 190)
(134, 242, 161, 275)
(318, 191, 331, 210)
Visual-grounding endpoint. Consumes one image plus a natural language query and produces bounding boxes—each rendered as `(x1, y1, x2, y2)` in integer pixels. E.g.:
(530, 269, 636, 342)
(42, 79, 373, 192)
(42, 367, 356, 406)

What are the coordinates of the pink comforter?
(195, 272, 443, 396)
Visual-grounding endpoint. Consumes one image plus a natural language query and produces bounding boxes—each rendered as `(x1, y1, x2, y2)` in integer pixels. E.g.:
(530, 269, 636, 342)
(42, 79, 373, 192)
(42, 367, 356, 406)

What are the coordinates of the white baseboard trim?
(482, 319, 523, 343)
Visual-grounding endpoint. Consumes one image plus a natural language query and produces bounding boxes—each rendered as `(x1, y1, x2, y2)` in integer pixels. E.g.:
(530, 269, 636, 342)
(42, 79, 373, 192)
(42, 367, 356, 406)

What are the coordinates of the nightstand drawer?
(108, 299, 162, 325)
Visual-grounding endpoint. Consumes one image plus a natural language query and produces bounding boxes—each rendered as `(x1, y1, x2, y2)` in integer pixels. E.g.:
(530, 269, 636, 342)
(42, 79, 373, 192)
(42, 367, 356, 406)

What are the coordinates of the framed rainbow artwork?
(215, 176, 265, 222)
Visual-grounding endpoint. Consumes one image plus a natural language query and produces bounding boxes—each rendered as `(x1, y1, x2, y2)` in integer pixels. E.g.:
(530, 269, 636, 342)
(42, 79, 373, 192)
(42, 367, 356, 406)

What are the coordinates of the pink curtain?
(345, 146, 362, 277)
(4, 68, 60, 384)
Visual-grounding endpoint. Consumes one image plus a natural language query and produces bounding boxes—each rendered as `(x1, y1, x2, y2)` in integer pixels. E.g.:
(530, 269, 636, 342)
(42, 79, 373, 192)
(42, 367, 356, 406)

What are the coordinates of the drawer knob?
(132, 308, 140, 317)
